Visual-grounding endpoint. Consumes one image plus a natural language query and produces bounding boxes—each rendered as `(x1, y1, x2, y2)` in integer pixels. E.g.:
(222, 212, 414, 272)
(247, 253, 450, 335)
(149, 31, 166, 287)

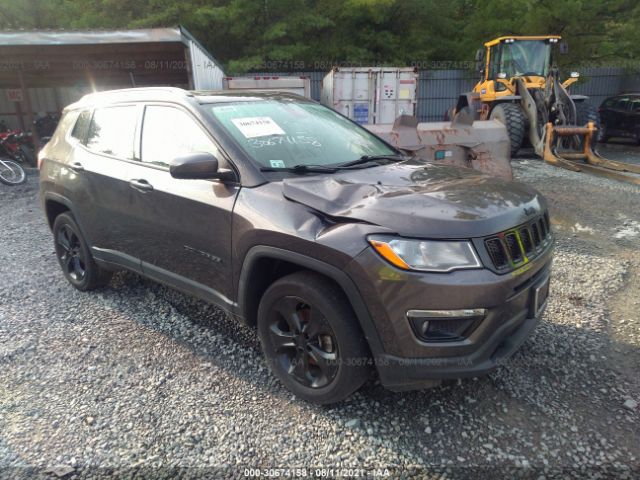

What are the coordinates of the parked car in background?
(39, 88, 553, 404)
(599, 93, 640, 143)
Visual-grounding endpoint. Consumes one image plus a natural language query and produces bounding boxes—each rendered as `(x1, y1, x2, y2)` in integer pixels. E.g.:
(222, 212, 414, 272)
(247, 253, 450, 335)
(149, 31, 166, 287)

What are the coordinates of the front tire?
(257, 271, 370, 404)
(53, 213, 112, 291)
(489, 103, 526, 157)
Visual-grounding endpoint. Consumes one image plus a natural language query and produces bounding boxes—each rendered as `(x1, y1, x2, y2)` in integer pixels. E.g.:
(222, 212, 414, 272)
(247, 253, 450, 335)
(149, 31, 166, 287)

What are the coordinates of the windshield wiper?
(260, 164, 338, 173)
(259, 154, 404, 174)
(335, 154, 405, 169)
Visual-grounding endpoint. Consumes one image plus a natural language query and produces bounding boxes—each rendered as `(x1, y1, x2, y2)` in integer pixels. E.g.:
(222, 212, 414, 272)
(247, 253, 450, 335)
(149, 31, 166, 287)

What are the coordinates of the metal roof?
(0, 28, 184, 46)
(0, 26, 223, 89)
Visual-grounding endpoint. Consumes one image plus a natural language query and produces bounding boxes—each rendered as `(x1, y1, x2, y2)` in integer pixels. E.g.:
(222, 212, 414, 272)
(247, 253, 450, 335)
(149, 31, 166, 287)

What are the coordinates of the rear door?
(628, 96, 640, 139)
(69, 105, 142, 271)
(611, 97, 630, 137)
(124, 104, 240, 305)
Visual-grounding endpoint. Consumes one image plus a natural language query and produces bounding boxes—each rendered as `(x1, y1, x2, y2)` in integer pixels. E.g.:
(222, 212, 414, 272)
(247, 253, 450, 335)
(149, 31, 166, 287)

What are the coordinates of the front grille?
(519, 227, 533, 254)
(504, 232, 523, 263)
(485, 238, 508, 268)
(483, 212, 552, 272)
(531, 222, 541, 246)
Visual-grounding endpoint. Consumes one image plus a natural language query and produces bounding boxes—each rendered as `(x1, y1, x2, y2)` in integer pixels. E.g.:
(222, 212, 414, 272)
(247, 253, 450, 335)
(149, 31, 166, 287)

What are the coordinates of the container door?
(333, 70, 374, 125)
(376, 70, 417, 124)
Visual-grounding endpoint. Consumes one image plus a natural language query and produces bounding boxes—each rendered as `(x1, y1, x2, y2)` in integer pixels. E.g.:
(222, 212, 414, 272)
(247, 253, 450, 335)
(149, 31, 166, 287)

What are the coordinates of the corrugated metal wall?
(414, 67, 640, 122)
(1, 67, 637, 129)
(0, 86, 95, 129)
(188, 40, 224, 90)
(416, 69, 476, 121)
(250, 67, 640, 122)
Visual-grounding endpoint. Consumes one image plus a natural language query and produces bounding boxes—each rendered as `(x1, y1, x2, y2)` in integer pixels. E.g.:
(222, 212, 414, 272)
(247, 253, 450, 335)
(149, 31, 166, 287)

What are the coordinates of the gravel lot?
(1, 144, 639, 479)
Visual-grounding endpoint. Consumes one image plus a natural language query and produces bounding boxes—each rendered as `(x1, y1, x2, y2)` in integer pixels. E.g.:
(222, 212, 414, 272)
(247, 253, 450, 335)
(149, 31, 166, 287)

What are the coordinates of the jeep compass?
(39, 88, 553, 404)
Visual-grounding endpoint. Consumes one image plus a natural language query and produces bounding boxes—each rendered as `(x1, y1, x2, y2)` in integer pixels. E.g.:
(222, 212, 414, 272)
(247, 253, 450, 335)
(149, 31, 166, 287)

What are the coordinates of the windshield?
(499, 40, 551, 77)
(208, 99, 396, 170)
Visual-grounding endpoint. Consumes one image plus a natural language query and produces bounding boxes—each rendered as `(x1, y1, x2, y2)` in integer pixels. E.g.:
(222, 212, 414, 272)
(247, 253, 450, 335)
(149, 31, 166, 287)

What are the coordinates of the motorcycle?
(34, 113, 60, 146)
(0, 155, 26, 185)
(0, 130, 35, 167)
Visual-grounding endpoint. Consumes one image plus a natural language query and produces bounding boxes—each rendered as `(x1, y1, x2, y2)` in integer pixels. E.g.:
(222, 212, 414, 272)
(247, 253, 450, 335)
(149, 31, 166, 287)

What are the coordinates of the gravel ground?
(1, 145, 639, 479)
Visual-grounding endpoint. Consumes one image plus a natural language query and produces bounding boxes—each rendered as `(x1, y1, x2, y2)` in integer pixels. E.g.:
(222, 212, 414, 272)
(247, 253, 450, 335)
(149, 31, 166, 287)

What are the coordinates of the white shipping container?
(223, 76, 312, 98)
(321, 67, 418, 124)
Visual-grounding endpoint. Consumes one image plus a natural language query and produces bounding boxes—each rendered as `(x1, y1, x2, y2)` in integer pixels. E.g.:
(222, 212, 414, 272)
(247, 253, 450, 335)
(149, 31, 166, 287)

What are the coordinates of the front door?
(125, 104, 239, 306)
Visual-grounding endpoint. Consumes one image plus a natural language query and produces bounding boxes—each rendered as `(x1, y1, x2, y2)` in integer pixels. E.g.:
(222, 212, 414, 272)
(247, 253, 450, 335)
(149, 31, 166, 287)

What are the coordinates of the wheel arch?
(43, 192, 73, 230)
(237, 246, 385, 357)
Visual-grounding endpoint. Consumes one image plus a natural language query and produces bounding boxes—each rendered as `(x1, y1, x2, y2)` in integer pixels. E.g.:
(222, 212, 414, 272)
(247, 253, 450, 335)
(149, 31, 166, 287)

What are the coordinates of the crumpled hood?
(282, 161, 546, 238)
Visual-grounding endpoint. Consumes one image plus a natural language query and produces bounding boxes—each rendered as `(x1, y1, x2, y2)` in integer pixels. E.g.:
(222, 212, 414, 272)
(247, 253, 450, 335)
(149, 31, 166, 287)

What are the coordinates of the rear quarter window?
(85, 106, 138, 160)
(70, 110, 91, 142)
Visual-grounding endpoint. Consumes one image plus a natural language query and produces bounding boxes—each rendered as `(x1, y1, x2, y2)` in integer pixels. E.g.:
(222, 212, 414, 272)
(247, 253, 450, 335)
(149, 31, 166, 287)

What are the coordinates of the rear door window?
(85, 106, 137, 159)
(140, 105, 220, 168)
(614, 97, 630, 110)
(629, 97, 640, 112)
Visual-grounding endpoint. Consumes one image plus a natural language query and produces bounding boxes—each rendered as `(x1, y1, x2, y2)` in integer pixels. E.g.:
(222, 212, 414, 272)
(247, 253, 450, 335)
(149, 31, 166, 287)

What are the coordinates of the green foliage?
(0, 0, 638, 73)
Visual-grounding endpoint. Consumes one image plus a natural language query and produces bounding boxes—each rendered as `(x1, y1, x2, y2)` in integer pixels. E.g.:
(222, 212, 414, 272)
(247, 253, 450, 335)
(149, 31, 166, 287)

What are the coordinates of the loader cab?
(474, 36, 561, 100)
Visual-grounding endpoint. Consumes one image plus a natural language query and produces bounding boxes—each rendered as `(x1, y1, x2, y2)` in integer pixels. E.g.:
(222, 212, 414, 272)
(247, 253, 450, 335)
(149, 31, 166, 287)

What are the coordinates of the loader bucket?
(543, 122, 640, 185)
(365, 115, 513, 180)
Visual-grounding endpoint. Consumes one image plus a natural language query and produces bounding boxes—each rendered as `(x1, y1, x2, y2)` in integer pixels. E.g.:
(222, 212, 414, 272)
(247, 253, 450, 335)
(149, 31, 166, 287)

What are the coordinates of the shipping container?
(321, 67, 418, 124)
(223, 76, 312, 98)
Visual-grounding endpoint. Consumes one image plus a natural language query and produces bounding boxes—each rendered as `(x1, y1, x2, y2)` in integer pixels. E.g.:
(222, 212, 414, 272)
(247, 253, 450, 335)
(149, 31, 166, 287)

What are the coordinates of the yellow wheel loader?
(454, 35, 640, 184)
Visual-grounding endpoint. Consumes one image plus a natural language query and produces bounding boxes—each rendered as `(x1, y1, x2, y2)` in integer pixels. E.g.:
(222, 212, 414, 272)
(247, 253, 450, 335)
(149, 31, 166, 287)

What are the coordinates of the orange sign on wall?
(6, 89, 24, 102)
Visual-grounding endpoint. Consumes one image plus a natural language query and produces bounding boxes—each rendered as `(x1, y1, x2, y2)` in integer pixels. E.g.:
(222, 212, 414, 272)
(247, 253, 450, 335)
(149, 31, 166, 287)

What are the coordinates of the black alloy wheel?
(257, 271, 370, 404)
(52, 213, 113, 291)
(266, 296, 339, 388)
(56, 224, 86, 282)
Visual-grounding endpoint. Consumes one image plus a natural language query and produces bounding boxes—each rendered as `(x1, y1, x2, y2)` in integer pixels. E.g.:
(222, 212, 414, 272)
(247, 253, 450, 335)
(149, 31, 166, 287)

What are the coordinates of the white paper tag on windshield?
(231, 116, 285, 138)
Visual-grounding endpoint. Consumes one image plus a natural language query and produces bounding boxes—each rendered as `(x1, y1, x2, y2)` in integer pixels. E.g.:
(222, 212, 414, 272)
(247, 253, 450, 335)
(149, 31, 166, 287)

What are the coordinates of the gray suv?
(39, 88, 553, 404)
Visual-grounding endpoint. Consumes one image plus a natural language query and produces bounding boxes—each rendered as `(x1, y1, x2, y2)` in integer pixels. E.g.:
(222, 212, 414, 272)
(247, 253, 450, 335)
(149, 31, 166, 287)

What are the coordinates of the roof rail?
(67, 87, 193, 110)
(80, 86, 190, 100)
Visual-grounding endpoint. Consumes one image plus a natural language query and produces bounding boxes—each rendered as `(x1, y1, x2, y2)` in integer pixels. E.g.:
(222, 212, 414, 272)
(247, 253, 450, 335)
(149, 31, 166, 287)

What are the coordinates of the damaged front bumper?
(344, 244, 553, 391)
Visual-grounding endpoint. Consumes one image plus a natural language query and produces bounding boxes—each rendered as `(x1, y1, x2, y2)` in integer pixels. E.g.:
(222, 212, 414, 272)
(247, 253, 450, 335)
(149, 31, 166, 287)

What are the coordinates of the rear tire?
(257, 271, 370, 404)
(53, 213, 112, 291)
(489, 103, 526, 157)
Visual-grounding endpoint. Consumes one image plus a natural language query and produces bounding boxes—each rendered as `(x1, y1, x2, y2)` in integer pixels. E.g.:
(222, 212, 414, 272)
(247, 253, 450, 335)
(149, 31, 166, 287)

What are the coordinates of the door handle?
(69, 161, 84, 172)
(129, 178, 154, 192)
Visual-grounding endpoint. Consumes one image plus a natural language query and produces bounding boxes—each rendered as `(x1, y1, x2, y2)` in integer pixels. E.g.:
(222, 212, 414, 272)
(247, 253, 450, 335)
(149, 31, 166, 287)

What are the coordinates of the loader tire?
(490, 103, 526, 157)
(575, 102, 601, 145)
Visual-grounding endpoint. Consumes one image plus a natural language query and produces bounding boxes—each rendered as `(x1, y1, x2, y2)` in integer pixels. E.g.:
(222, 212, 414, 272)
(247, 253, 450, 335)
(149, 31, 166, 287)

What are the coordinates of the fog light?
(407, 309, 486, 342)
(417, 320, 430, 335)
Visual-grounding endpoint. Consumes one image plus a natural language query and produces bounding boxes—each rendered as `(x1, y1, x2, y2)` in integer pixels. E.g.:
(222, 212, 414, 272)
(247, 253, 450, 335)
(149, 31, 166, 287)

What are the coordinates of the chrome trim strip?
(407, 308, 487, 319)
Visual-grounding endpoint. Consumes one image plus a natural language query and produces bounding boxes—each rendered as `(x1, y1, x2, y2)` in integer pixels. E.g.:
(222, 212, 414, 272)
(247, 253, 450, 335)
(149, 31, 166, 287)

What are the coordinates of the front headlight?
(368, 236, 482, 273)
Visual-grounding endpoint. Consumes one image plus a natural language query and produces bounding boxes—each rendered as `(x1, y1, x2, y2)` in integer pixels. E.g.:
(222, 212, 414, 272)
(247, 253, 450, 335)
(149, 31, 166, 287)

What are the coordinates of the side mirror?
(169, 152, 234, 181)
(559, 41, 569, 55)
(474, 49, 484, 62)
